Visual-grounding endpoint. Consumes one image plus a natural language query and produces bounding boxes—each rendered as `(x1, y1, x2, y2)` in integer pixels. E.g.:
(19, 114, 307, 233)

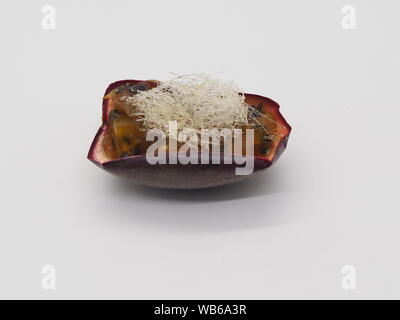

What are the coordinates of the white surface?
(1, 0, 399, 299)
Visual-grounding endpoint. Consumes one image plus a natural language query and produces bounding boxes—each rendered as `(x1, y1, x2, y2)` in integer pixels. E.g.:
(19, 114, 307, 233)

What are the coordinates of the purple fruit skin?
(88, 80, 291, 189)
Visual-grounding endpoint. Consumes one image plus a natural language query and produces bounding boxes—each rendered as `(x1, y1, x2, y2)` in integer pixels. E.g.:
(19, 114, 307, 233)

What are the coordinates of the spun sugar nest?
(120, 74, 251, 134)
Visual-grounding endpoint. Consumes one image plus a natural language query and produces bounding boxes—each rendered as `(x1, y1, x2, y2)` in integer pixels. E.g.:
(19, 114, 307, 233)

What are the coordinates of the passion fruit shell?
(87, 79, 291, 189)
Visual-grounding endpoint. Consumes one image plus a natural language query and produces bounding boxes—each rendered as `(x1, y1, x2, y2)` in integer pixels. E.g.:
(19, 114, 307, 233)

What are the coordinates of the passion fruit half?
(87, 79, 291, 189)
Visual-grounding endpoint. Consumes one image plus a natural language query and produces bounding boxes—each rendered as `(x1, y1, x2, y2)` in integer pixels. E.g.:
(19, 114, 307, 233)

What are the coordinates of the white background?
(1, 0, 399, 299)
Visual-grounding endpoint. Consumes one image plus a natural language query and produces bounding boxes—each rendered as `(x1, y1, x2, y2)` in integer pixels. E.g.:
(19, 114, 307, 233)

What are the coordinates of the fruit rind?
(88, 79, 291, 189)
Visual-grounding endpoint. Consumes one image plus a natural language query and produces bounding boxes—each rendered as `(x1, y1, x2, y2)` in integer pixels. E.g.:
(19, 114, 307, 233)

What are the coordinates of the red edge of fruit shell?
(87, 79, 291, 188)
